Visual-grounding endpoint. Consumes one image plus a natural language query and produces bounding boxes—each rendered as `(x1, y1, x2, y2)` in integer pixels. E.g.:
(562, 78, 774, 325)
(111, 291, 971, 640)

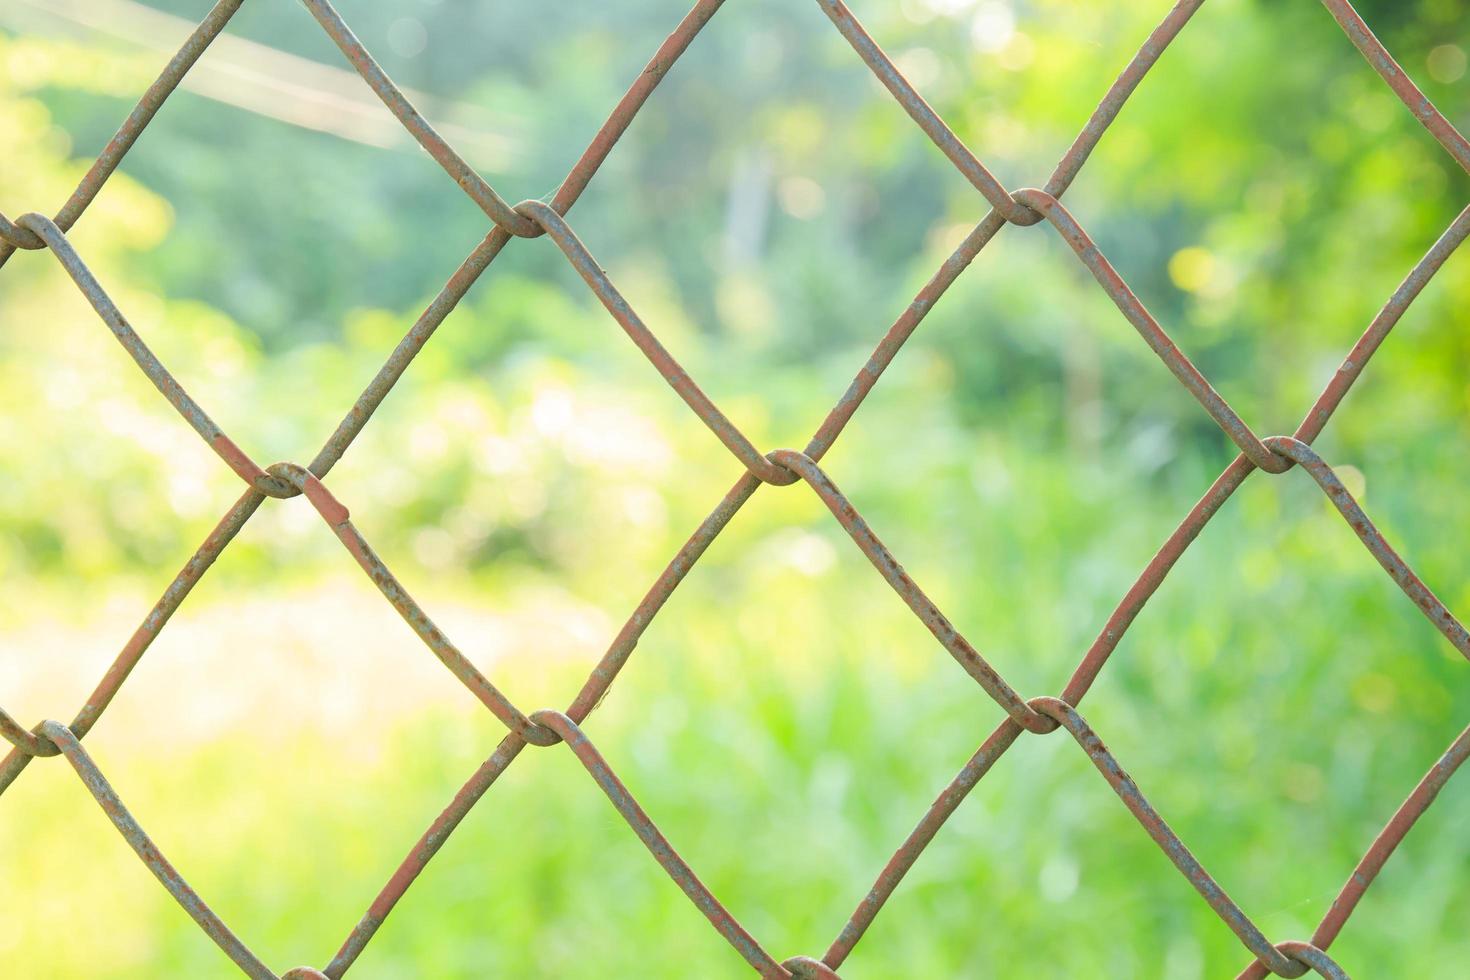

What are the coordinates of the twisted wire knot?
(0, 211, 46, 250)
(1023, 696, 1067, 735)
(782, 955, 843, 979)
(0, 714, 62, 758)
(1271, 940, 1351, 980)
(1004, 190, 1046, 227)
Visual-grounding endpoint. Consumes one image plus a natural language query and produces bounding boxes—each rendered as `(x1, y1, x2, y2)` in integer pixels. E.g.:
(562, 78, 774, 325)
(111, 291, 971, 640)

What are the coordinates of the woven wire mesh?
(2, 1, 1469, 977)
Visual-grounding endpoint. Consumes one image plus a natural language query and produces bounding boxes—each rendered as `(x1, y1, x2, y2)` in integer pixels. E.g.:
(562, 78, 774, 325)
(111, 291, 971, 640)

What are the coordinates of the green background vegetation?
(2, 0, 1469, 975)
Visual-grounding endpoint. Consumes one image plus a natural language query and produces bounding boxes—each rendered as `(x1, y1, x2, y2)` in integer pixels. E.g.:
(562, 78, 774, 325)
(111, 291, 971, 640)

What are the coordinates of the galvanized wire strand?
(2, 0, 1468, 976)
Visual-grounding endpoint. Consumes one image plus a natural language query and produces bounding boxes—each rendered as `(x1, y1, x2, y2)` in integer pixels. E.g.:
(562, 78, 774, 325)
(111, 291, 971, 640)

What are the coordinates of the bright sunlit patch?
(1038, 852, 1080, 903)
(1427, 44, 1467, 84)
(86, 173, 173, 252)
(996, 31, 1035, 72)
(898, 0, 938, 24)
(1349, 90, 1395, 134)
(744, 29, 783, 77)
(273, 485, 328, 539)
(387, 17, 429, 58)
(927, 220, 973, 257)
(43, 364, 86, 410)
(716, 270, 778, 339)
(770, 103, 825, 158)
(1281, 762, 1325, 804)
(530, 385, 576, 437)
(41, 123, 72, 161)
(438, 391, 491, 434)
(920, 0, 979, 17)
(563, 399, 675, 473)
(2, 37, 56, 84)
(409, 419, 451, 462)
(1350, 671, 1398, 714)
(894, 46, 941, 90)
(970, 2, 1017, 54)
(1240, 547, 1280, 592)
(784, 530, 837, 577)
(165, 467, 212, 519)
(1167, 245, 1215, 294)
(620, 484, 667, 529)
(778, 175, 826, 219)
(411, 525, 457, 570)
(968, 442, 1013, 503)
(1162, 937, 1205, 978)
(1333, 464, 1366, 503)
(475, 433, 525, 476)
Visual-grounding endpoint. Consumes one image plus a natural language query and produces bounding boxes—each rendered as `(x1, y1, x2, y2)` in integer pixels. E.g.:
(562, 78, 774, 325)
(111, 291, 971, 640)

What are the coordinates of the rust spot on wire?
(1, 0, 1467, 976)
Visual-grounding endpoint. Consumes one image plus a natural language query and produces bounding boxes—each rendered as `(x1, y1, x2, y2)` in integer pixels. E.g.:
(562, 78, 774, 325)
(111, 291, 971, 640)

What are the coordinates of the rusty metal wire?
(2, 0, 1467, 976)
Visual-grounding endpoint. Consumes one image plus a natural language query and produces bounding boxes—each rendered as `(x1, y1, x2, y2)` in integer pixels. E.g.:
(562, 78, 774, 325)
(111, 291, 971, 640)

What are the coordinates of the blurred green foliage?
(2, 0, 1470, 976)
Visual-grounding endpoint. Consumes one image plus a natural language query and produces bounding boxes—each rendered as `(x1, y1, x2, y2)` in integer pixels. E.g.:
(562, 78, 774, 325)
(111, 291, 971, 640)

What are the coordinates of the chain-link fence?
(2, 1, 1468, 977)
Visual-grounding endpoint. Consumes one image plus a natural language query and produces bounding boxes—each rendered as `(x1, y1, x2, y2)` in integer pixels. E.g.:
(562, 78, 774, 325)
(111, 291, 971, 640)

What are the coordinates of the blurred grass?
(2, 0, 1470, 976)
(4, 440, 1469, 977)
